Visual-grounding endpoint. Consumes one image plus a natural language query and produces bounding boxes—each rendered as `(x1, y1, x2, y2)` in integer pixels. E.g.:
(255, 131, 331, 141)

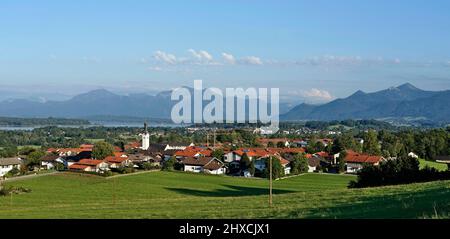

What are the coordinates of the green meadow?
(0, 172, 449, 219)
(419, 159, 448, 171)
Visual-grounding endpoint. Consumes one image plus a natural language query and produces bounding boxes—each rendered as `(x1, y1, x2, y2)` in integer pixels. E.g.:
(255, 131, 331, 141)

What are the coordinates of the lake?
(0, 121, 186, 131)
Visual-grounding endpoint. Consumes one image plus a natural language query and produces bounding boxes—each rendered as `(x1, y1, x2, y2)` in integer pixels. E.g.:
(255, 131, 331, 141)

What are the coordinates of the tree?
(0, 146, 17, 158)
(267, 142, 275, 148)
(26, 150, 45, 170)
(163, 156, 177, 171)
(240, 153, 251, 172)
(337, 150, 347, 173)
(363, 129, 381, 155)
(290, 153, 308, 175)
(211, 149, 224, 160)
(263, 156, 284, 179)
(92, 141, 114, 160)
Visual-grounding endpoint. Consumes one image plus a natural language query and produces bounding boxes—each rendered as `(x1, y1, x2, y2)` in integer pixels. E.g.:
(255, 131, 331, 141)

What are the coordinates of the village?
(0, 123, 399, 180)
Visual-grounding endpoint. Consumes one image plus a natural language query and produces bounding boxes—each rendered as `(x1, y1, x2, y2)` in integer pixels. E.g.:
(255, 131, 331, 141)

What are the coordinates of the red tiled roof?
(175, 146, 212, 157)
(69, 164, 90, 170)
(233, 148, 272, 158)
(125, 141, 141, 150)
(78, 159, 105, 166)
(344, 150, 383, 164)
(105, 156, 128, 164)
(278, 148, 306, 154)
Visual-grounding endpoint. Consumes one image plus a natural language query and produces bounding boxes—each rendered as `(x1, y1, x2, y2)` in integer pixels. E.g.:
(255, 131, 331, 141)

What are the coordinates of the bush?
(0, 186, 31, 196)
(5, 167, 20, 177)
(115, 166, 135, 174)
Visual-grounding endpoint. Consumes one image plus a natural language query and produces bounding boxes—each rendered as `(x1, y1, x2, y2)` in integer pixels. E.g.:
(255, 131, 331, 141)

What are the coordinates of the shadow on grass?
(287, 183, 450, 219)
(166, 184, 296, 197)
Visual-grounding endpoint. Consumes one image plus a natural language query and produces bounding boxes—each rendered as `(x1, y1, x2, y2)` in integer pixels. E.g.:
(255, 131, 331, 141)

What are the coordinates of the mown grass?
(0, 172, 448, 219)
(419, 159, 448, 171)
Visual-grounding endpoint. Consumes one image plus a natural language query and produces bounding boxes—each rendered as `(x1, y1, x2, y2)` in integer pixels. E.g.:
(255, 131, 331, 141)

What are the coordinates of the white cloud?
(301, 88, 333, 100)
(188, 49, 213, 61)
(240, 56, 263, 65)
(153, 50, 177, 64)
(222, 53, 236, 64)
(149, 50, 265, 68)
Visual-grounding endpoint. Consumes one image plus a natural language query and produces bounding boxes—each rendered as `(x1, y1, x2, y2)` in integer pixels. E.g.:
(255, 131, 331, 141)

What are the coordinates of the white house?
(40, 154, 67, 170)
(254, 156, 291, 175)
(183, 157, 227, 175)
(344, 150, 385, 174)
(69, 159, 110, 173)
(0, 157, 22, 177)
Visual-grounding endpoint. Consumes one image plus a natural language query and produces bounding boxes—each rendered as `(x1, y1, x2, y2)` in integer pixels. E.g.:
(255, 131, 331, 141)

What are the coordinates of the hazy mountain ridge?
(0, 87, 294, 120)
(282, 83, 450, 123)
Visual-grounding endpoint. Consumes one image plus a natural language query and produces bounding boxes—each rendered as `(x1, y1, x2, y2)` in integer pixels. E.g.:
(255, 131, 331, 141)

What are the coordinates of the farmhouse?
(254, 155, 291, 175)
(307, 157, 322, 173)
(105, 155, 132, 169)
(344, 150, 385, 173)
(182, 157, 227, 175)
(175, 146, 212, 159)
(40, 154, 67, 170)
(225, 148, 273, 162)
(69, 159, 109, 173)
(0, 157, 22, 177)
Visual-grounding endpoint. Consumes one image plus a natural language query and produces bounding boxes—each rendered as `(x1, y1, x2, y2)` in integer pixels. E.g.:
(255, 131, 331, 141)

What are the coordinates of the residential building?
(344, 150, 385, 173)
(182, 157, 227, 175)
(0, 157, 22, 177)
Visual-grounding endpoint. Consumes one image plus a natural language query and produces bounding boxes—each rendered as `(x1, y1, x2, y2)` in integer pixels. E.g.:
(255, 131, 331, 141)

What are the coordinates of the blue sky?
(1, 0, 450, 102)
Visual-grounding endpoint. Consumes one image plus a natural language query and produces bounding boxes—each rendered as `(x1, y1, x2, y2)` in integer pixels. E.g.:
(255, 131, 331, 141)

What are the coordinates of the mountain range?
(0, 83, 449, 124)
(281, 83, 450, 123)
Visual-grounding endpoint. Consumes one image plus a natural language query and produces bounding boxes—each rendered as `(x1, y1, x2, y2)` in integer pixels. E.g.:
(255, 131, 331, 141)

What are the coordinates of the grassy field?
(419, 159, 448, 171)
(84, 138, 105, 144)
(0, 172, 449, 219)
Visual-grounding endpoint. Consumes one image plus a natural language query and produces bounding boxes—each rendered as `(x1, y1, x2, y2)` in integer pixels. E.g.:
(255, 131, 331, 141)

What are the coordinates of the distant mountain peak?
(71, 89, 118, 101)
(349, 90, 366, 97)
(397, 82, 420, 91)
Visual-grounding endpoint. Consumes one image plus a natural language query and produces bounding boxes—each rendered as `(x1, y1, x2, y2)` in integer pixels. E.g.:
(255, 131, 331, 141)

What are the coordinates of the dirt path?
(3, 171, 60, 182)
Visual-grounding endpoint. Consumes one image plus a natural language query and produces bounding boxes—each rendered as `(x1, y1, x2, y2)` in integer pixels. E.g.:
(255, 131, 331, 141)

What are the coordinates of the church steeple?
(144, 122, 148, 133)
(140, 122, 150, 150)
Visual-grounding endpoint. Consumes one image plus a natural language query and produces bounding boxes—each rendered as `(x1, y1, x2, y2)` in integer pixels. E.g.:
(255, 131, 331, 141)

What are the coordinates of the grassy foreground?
(0, 171, 449, 219)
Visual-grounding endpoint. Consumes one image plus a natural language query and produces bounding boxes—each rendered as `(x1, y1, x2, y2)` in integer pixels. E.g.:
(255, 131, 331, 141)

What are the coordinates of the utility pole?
(206, 133, 209, 147)
(269, 156, 273, 207)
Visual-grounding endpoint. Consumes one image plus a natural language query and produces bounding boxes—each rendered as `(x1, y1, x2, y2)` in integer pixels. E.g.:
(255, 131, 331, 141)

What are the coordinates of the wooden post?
(269, 156, 273, 207)
(112, 178, 116, 206)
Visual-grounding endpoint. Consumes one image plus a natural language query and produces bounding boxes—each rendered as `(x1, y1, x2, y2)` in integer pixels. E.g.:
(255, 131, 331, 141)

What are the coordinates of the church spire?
(141, 121, 150, 150)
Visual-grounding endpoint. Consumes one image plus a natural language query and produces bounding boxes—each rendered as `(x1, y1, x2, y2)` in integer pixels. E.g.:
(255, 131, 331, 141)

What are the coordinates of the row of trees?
(328, 128, 450, 160)
(349, 156, 450, 188)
